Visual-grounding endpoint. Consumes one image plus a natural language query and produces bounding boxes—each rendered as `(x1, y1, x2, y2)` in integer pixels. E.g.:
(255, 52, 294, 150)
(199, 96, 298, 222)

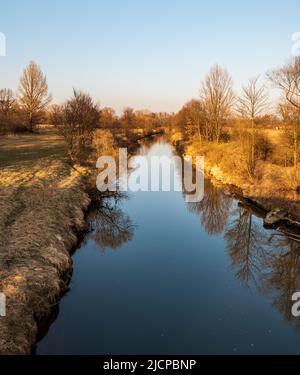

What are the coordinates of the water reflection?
(187, 177, 300, 336)
(38, 140, 300, 354)
(260, 235, 300, 324)
(84, 141, 300, 347)
(225, 207, 268, 287)
(226, 205, 300, 326)
(187, 179, 232, 235)
(86, 193, 135, 254)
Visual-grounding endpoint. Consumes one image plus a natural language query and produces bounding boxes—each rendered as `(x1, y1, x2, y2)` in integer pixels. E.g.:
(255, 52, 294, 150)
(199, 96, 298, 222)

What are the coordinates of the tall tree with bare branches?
(237, 77, 269, 178)
(18, 61, 52, 131)
(268, 57, 300, 168)
(200, 65, 234, 143)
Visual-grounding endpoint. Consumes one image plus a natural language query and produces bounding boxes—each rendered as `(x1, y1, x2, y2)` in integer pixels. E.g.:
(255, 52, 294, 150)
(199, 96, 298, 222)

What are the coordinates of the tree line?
(173, 58, 300, 179)
(1, 57, 300, 172)
(0, 61, 171, 163)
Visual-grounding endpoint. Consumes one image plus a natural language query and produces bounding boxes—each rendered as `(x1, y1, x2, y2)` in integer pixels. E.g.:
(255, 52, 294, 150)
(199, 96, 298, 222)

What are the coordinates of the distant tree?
(120, 107, 136, 136)
(278, 100, 300, 166)
(121, 107, 135, 126)
(0, 89, 15, 116)
(100, 107, 118, 128)
(135, 109, 160, 130)
(156, 112, 171, 130)
(0, 88, 23, 134)
(201, 65, 235, 142)
(51, 90, 100, 163)
(49, 104, 62, 127)
(183, 99, 207, 143)
(18, 61, 52, 131)
(268, 57, 300, 168)
(237, 77, 269, 178)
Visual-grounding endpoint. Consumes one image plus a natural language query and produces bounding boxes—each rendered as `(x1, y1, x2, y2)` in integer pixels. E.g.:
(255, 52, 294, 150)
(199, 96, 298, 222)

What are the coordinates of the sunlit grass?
(0, 128, 66, 168)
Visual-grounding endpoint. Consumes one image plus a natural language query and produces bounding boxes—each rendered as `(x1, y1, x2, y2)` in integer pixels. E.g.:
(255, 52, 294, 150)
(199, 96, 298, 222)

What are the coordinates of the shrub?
(255, 133, 273, 162)
(50, 90, 100, 164)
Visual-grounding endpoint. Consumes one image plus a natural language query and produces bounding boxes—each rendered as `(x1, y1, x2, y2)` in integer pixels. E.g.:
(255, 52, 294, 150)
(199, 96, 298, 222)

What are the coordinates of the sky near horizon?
(0, 0, 299, 113)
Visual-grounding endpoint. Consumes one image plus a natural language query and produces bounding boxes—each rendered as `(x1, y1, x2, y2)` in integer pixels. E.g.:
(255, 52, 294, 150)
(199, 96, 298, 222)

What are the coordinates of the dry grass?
(0, 127, 65, 168)
(0, 129, 91, 354)
(186, 133, 300, 220)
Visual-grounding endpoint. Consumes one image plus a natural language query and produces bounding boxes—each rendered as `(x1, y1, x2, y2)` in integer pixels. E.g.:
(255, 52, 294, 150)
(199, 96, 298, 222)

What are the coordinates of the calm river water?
(38, 140, 300, 355)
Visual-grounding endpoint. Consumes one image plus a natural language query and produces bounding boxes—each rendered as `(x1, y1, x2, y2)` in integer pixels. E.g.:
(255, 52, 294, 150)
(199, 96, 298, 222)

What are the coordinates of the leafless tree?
(18, 61, 52, 131)
(100, 107, 118, 128)
(0, 88, 20, 134)
(181, 99, 207, 143)
(0, 89, 15, 116)
(268, 57, 300, 110)
(238, 77, 268, 120)
(51, 89, 100, 163)
(121, 107, 136, 127)
(237, 77, 269, 178)
(200, 65, 235, 142)
(278, 100, 300, 167)
(268, 57, 300, 168)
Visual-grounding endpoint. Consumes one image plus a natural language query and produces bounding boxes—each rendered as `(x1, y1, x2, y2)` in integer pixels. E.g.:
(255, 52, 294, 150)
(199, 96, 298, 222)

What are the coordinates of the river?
(37, 139, 300, 355)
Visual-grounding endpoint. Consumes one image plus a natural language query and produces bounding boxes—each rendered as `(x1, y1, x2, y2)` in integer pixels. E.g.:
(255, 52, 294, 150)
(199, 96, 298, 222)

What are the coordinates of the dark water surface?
(38, 141, 300, 355)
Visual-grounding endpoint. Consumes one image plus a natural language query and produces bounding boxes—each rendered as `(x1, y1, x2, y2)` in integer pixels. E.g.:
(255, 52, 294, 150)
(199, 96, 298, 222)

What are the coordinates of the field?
(0, 127, 66, 168)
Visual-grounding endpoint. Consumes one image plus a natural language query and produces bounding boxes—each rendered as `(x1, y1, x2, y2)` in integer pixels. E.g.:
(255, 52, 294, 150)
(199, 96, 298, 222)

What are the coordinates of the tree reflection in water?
(186, 177, 300, 332)
(226, 205, 300, 325)
(87, 192, 135, 254)
(225, 207, 269, 287)
(260, 235, 300, 324)
(187, 178, 232, 235)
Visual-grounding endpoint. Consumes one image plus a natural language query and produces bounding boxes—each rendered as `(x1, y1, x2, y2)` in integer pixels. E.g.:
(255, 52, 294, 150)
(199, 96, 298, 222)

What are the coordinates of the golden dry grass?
(186, 134, 300, 220)
(0, 127, 65, 168)
(0, 129, 91, 354)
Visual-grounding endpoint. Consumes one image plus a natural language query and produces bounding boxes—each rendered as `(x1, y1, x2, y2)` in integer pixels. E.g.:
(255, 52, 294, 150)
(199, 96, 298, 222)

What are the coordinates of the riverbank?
(183, 139, 300, 227)
(0, 156, 91, 354)
(0, 128, 93, 354)
(0, 127, 163, 354)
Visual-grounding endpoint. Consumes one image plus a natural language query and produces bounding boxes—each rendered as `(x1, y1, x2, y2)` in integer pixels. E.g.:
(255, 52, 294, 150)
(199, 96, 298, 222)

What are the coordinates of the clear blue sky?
(0, 0, 299, 113)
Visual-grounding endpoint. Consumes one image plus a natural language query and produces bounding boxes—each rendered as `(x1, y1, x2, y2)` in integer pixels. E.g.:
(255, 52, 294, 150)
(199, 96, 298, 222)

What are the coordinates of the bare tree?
(182, 99, 207, 144)
(100, 107, 118, 128)
(0, 89, 15, 116)
(201, 65, 235, 142)
(268, 57, 300, 168)
(51, 90, 100, 163)
(18, 61, 52, 131)
(268, 57, 300, 109)
(237, 77, 269, 178)
(121, 107, 136, 127)
(0, 88, 20, 134)
(278, 100, 300, 167)
(120, 107, 136, 138)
